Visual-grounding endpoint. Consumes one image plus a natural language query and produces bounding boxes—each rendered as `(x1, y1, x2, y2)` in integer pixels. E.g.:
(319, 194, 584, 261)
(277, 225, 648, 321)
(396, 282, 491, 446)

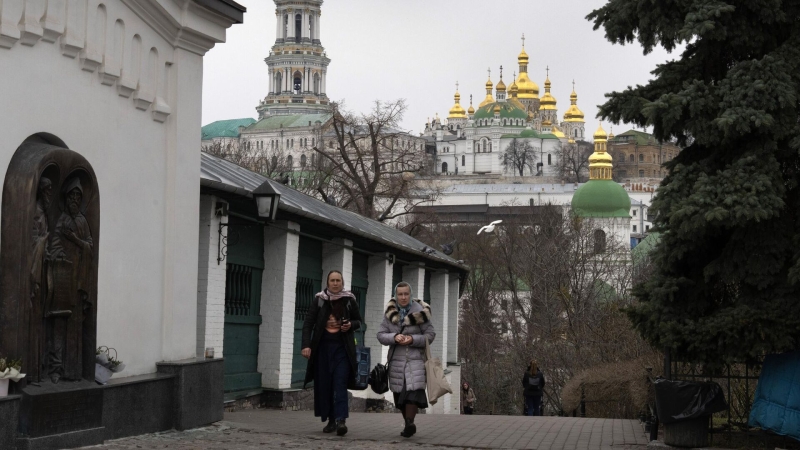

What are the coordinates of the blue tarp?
(748, 350, 800, 442)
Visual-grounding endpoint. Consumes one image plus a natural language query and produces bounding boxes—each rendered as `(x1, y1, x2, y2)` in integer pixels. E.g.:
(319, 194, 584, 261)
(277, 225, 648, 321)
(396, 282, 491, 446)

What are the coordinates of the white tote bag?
(424, 338, 453, 405)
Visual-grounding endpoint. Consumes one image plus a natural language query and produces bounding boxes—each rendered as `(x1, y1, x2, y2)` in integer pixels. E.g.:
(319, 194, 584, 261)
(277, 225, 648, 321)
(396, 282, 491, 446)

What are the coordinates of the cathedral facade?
(424, 40, 587, 178)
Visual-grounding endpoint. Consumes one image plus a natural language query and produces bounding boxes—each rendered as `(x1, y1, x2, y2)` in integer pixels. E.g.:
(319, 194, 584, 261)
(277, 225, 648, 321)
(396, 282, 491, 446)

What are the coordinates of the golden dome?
(496, 77, 506, 92)
(493, 104, 501, 114)
(468, 94, 475, 115)
(479, 75, 494, 107)
(448, 91, 467, 119)
(589, 123, 612, 180)
(563, 84, 585, 122)
(540, 74, 557, 110)
(593, 123, 608, 140)
(551, 123, 565, 138)
(542, 118, 552, 126)
(515, 71, 539, 99)
(608, 126, 615, 140)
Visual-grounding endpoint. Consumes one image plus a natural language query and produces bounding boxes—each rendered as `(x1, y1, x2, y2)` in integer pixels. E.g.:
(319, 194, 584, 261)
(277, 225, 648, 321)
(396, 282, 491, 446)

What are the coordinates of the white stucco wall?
(0, 0, 237, 376)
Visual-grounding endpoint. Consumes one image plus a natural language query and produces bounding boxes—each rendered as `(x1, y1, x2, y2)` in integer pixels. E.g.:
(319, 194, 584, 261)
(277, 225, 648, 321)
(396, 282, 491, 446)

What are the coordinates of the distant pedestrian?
(522, 359, 545, 416)
(301, 270, 363, 436)
(462, 382, 476, 414)
(377, 281, 435, 438)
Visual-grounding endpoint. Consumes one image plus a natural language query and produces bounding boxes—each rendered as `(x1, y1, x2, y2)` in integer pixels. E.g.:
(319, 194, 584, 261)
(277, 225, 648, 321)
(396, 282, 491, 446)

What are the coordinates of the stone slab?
(157, 358, 224, 430)
(0, 395, 21, 445)
(19, 381, 103, 438)
(102, 372, 175, 440)
(16, 426, 104, 450)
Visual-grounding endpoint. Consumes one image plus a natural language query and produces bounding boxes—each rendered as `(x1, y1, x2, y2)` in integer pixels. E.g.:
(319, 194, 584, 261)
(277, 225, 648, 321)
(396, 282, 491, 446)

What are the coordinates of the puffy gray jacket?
(377, 298, 435, 393)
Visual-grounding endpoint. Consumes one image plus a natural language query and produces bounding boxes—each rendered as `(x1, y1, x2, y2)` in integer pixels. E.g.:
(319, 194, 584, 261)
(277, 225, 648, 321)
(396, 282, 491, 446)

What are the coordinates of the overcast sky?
(202, 0, 678, 135)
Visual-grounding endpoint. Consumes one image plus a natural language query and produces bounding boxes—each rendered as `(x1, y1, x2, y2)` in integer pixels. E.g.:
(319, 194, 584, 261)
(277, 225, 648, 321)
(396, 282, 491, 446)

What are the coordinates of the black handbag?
(369, 325, 402, 394)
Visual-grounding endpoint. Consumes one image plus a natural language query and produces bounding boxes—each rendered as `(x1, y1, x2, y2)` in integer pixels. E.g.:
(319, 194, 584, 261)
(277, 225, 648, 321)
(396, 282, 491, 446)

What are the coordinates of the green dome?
(473, 102, 528, 120)
(571, 180, 631, 218)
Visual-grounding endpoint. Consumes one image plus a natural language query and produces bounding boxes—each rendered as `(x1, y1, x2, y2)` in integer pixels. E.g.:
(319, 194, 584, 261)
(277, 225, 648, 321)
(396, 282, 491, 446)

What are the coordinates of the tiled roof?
(244, 114, 332, 132)
(612, 130, 655, 145)
(201, 118, 256, 140)
(200, 152, 466, 271)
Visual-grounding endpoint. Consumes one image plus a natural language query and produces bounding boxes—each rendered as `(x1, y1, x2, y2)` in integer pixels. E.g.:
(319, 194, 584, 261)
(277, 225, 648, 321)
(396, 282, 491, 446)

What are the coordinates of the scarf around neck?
(316, 289, 354, 320)
(393, 282, 414, 324)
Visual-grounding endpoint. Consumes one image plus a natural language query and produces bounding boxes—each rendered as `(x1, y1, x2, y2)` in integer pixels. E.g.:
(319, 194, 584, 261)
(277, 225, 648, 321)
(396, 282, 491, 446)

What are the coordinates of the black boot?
(336, 419, 348, 436)
(401, 418, 416, 438)
(322, 419, 336, 433)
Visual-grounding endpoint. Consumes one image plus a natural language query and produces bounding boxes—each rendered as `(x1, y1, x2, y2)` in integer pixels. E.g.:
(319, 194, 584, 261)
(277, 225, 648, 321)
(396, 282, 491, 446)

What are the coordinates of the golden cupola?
(448, 83, 467, 119)
(539, 70, 557, 111)
(468, 94, 475, 115)
(508, 73, 525, 109)
(479, 71, 494, 107)
(495, 74, 507, 93)
(515, 35, 539, 100)
(588, 123, 613, 180)
(563, 82, 585, 123)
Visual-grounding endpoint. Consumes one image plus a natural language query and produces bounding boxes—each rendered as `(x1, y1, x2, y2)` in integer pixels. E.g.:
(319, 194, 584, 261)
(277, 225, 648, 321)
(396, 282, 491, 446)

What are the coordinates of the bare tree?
(500, 138, 538, 176)
(555, 140, 593, 183)
(202, 139, 290, 179)
(311, 99, 438, 222)
(417, 206, 654, 416)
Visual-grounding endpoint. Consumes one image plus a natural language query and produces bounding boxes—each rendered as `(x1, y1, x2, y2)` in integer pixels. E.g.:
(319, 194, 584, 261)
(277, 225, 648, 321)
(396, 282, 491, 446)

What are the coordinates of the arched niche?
(0, 140, 100, 386)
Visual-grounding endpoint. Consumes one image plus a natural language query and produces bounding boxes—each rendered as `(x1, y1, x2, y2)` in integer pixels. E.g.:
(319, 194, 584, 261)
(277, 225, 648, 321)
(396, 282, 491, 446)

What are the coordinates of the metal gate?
(292, 237, 322, 387)
(222, 218, 264, 393)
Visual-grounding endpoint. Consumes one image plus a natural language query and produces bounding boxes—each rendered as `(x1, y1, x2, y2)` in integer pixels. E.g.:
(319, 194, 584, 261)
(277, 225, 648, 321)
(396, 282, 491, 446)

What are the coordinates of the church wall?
(0, 0, 236, 377)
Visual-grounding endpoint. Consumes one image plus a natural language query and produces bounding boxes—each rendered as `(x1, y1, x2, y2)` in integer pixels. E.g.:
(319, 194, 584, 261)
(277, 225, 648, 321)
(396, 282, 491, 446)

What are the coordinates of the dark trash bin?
(654, 379, 728, 447)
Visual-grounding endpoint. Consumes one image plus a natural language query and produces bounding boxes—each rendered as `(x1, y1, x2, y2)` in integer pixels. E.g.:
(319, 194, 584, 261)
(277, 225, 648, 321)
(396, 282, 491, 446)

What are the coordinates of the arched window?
(271, 155, 278, 167)
(593, 229, 607, 254)
(313, 73, 320, 94)
(548, 154, 552, 165)
(294, 14, 302, 42)
(442, 162, 448, 173)
(462, 155, 465, 166)
(311, 153, 316, 166)
(287, 155, 293, 167)
(309, 15, 314, 40)
(312, 137, 315, 147)
(293, 71, 302, 94)
(489, 142, 493, 152)
(639, 154, 644, 162)
(630, 154, 634, 162)
(274, 71, 283, 93)
(284, 14, 289, 39)
(300, 154, 307, 167)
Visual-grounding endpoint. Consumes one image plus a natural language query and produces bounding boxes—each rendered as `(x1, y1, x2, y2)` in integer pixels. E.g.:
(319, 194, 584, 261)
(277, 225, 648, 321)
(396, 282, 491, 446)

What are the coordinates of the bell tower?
(257, 0, 331, 118)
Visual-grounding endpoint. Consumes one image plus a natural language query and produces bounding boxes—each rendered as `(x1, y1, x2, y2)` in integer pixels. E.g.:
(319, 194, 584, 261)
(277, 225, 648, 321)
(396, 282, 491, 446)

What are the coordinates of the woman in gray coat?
(377, 281, 435, 438)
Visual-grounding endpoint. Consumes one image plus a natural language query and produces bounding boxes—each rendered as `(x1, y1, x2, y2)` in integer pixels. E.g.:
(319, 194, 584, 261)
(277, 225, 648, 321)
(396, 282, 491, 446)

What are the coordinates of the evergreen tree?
(588, 0, 800, 364)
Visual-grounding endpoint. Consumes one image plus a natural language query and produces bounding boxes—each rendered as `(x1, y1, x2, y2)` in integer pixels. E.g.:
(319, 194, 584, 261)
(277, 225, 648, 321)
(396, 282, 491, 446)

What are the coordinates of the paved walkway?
(86, 409, 650, 450)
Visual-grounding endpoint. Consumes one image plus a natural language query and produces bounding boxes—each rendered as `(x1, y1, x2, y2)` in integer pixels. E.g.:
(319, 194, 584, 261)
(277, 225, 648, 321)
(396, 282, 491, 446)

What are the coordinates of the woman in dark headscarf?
(377, 281, 435, 438)
(301, 270, 363, 436)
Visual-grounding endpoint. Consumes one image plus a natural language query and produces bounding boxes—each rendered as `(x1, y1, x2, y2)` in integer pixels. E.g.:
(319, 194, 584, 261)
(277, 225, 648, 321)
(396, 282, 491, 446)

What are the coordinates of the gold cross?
(521, 33, 525, 48)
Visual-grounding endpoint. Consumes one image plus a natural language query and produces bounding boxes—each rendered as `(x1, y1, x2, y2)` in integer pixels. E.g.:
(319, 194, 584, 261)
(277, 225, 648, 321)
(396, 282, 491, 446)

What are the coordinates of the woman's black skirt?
(393, 377, 428, 409)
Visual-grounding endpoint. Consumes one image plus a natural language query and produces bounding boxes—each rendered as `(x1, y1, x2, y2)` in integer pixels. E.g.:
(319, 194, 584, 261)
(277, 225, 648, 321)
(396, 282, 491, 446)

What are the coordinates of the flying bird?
(440, 240, 456, 255)
(477, 220, 503, 235)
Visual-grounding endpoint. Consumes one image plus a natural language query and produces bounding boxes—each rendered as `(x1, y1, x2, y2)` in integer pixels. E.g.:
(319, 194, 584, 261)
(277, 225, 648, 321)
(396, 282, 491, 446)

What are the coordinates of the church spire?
(588, 123, 612, 180)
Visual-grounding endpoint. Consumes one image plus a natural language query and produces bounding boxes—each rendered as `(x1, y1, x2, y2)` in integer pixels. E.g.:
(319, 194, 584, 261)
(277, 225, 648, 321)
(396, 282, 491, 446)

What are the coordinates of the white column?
(196, 195, 227, 358)
(322, 238, 353, 290)
(317, 11, 321, 41)
(258, 221, 300, 389)
(447, 274, 460, 364)
(321, 71, 327, 95)
(428, 272, 448, 364)
(302, 10, 309, 39)
(354, 253, 393, 401)
(402, 263, 425, 299)
(276, 11, 282, 40)
(268, 69, 273, 94)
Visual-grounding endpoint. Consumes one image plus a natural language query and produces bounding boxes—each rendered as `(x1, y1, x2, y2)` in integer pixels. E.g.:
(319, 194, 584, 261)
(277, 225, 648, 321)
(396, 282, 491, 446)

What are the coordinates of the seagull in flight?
(477, 220, 503, 235)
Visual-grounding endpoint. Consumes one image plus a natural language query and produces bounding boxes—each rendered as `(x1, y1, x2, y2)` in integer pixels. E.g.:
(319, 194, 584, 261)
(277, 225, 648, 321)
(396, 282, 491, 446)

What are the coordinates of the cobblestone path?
(82, 409, 651, 450)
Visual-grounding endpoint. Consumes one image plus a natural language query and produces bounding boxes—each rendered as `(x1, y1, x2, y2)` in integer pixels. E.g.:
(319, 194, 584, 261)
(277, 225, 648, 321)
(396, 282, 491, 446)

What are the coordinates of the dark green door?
(351, 253, 369, 345)
(222, 218, 264, 393)
(391, 263, 405, 298)
(292, 237, 322, 387)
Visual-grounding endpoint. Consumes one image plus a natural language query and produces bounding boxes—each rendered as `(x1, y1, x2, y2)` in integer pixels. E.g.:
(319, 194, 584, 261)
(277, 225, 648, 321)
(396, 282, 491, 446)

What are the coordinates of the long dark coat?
(301, 291, 363, 388)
